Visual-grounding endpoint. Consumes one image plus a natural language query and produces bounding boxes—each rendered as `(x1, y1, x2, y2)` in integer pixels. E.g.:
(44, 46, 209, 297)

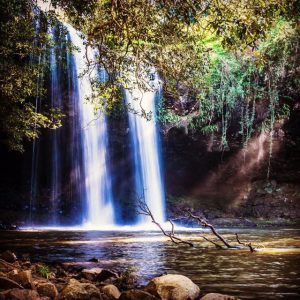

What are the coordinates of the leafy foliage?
(51, 0, 298, 110)
(1, 0, 299, 152)
(37, 265, 51, 279)
(0, 0, 65, 152)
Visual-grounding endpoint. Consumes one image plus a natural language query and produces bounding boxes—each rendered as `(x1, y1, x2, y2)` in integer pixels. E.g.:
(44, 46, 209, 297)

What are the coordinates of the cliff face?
(0, 101, 299, 226)
(162, 104, 300, 224)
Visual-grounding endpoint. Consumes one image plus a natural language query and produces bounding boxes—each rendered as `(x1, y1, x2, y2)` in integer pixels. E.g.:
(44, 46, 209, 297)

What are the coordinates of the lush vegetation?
(0, 0, 299, 151)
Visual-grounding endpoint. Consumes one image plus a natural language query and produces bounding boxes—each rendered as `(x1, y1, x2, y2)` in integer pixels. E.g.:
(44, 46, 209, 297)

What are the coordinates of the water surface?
(0, 228, 299, 299)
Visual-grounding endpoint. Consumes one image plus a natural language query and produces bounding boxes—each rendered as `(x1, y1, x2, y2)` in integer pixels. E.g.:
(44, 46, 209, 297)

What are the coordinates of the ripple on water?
(0, 228, 299, 299)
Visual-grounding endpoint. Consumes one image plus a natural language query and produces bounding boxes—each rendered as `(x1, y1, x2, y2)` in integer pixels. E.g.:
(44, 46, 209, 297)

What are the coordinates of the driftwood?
(235, 233, 256, 252)
(137, 199, 256, 252)
(138, 200, 193, 247)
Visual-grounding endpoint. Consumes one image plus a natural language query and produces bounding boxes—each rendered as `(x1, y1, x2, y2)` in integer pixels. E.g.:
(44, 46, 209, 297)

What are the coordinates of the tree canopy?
(0, 0, 299, 151)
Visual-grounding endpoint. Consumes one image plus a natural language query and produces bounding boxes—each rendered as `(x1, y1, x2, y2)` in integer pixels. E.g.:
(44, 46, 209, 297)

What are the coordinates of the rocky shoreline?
(0, 250, 239, 300)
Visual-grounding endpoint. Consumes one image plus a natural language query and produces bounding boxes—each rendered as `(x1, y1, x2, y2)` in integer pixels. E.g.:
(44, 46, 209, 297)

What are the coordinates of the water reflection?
(0, 229, 299, 299)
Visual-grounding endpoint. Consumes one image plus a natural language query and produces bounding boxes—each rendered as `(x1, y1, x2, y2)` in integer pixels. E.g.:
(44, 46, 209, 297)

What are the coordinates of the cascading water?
(49, 27, 63, 224)
(29, 12, 45, 225)
(29, 16, 166, 228)
(66, 24, 115, 227)
(125, 77, 166, 225)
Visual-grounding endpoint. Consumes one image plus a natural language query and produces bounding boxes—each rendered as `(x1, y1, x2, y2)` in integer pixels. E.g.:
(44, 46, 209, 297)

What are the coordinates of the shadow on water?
(0, 228, 299, 299)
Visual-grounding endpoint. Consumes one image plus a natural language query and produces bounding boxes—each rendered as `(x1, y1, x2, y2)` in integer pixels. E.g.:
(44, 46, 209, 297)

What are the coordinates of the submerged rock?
(59, 278, 101, 299)
(88, 258, 101, 263)
(144, 274, 200, 300)
(119, 290, 158, 300)
(102, 284, 121, 299)
(200, 293, 238, 300)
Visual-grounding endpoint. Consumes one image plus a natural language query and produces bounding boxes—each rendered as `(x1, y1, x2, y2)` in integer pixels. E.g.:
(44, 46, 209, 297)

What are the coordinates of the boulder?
(0, 259, 15, 273)
(0, 277, 23, 290)
(102, 284, 121, 299)
(81, 268, 103, 281)
(97, 270, 118, 282)
(36, 282, 58, 299)
(81, 268, 118, 282)
(10, 270, 33, 288)
(144, 274, 200, 300)
(200, 293, 238, 300)
(59, 278, 101, 299)
(119, 290, 158, 300)
(0, 288, 40, 300)
(0, 251, 17, 263)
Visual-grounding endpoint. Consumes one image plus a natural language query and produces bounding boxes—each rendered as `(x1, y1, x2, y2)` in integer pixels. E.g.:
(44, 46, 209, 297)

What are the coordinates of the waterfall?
(66, 24, 115, 227)
(125, 78, 166, 224)
(29, 13, 44, 225)
(49, 27, 63, 224)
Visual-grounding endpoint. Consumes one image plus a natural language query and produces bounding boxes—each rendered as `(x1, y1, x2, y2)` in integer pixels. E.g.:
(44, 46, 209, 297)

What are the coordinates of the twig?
(201, 236, 223, 249)
(185, 209, 237, 249)
(137, 200, 193, 247)
(235, 233, 256, 252)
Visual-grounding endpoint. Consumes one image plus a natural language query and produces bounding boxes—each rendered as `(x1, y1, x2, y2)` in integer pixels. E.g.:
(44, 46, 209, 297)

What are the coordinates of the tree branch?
(185, 209, 237, 249)
(137, 199, 193, 247)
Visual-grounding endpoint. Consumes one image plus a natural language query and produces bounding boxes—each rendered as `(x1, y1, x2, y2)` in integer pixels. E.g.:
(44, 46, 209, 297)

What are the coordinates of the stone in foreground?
(59, 278, 101, 299)
(200, 293, 239, 300)
(36, 281, 59, 299)
(9, 270, 33, 289)
(144, 274, 200, 300)
(102, 284, 121, 299)
(81, 268, 118, 282)
(0, 288, 40, 300)
(0, 251, 17, 263)
(0, 277, 23, 290)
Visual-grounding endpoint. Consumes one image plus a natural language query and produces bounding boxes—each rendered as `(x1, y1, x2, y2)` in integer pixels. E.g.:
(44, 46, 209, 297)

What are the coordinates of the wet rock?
(36, 282, 58, 299)
(0, 251, 17, 263)
(97, 270, 118, 282)
(81, 268, 118, 282)
(200, 293, 238, 300)
(144, 274, 200, 300)
(0, 288, 40, 300)
(0, 277, 23, 289)
(10, 270, 33, 288)
(0, 259, 15, 273)
(22, 261, 31, 268)
(59, 278, 101, 299)
(102, 284, 121, 299)
(7, 269, 18, 278)
(119, 290, 158, 300)
(81, 268, 103, 281)
(20, 253, 31, 261)
(88, 258, 100, 263)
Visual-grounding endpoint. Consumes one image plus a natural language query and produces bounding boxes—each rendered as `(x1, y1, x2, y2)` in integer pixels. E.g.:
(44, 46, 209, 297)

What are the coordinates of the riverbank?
(0, 249, 241, 300)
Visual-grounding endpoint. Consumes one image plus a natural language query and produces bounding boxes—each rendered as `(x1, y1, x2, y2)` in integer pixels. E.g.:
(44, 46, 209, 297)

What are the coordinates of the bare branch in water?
(137, 199, 194, 247)
(235, 233, 256, 252)
(184, 209, 237, 249)
(137, 196, 256, 252)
